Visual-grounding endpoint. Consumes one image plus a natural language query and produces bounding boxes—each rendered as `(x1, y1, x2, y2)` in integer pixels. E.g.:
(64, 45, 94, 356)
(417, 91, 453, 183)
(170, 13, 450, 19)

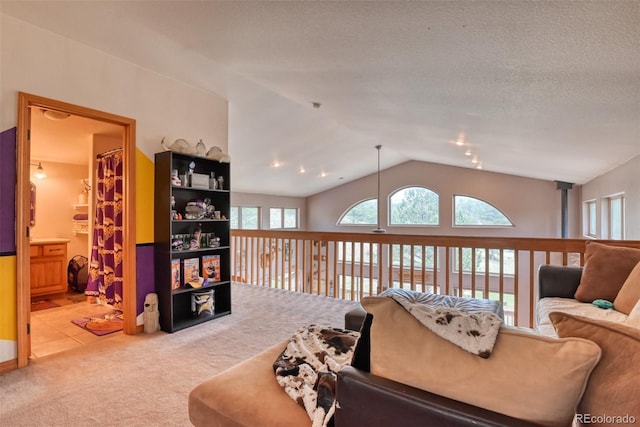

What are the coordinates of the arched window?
(454, 195, 513, 226)
(338, 199, 377, 225)
(389, 186, 439, 225)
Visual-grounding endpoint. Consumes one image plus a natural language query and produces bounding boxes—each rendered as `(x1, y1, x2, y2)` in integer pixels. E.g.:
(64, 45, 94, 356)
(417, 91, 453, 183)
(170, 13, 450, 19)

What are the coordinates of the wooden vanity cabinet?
(30, 242, 68, 297)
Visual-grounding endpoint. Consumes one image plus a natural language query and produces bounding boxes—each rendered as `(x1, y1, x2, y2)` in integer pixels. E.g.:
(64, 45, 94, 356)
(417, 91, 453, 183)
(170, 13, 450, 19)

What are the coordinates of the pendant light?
(372, 145, 386, 233)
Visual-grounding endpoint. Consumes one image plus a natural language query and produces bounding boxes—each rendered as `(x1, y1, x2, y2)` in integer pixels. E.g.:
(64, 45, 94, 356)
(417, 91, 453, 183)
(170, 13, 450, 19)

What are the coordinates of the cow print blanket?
(389, 293, 502, 358)
(273, 325, 360, 427)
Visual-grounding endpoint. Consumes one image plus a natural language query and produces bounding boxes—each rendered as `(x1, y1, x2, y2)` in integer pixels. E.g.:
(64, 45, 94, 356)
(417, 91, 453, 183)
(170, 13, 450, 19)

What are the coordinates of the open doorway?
(16, 92, 137, 368)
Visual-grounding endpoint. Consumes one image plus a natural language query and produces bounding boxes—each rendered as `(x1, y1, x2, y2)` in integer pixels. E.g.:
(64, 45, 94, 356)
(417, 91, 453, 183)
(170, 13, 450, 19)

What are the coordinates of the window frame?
(337, 198, 378, 226)
(451, 247, 515, 277)
(453, 194, 514, 228)
(231, 206, 261, 230)
(583, 199, 597, 238)
(269, 207, 299, 229)
(606, 194, 624, 240)
(388, 186, 440, 227)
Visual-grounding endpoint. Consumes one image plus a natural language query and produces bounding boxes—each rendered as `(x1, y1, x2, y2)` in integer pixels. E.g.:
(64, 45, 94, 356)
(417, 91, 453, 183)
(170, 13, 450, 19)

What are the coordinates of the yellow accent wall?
(136, 149, 154, 244)
(0, 256, 17, 341)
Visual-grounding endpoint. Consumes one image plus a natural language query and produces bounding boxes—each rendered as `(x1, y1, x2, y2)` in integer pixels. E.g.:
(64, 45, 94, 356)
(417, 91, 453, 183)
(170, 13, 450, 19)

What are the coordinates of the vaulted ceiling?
(3, 1, 639, 197)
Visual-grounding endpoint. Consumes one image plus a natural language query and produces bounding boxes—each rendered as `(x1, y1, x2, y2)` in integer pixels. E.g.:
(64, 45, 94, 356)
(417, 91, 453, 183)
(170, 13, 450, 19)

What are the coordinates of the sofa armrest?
(538, 265, 583, 299)
(335, 366, 540, 427)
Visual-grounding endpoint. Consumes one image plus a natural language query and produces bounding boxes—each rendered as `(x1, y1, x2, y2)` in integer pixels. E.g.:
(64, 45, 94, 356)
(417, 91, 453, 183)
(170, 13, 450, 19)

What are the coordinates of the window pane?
(454, 196, 512, 226)
(242, 207, 259, 230)
(284, 208, 297, 228)
(390, 187, 439, 225)
(391, 244, 435, 269)
(454, 248, 515, 275)
(230, 207, 239, 229)
(588, 201, 597, 236)
(269, 208, 282, 229)
(610, 198, 622, 240)
(339, 199, 377, 225)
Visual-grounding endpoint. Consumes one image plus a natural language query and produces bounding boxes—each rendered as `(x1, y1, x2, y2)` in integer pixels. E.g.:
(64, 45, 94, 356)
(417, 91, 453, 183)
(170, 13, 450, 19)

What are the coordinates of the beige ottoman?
(188, 341, 310, 427)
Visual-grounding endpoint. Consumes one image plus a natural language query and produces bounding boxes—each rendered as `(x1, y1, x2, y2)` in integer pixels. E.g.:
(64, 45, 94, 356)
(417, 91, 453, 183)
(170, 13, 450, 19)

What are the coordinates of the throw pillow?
(574, 241, 640, 303)
(362, 297, 601, 427)
(613, 261, 640, 314)
(550, 312, 640, 425)
(626, 299, 640, 329)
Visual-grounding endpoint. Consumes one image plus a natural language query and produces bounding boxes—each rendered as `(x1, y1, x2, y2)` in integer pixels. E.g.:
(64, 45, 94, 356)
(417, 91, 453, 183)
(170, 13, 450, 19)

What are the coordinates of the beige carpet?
(0, 283, 359, 427)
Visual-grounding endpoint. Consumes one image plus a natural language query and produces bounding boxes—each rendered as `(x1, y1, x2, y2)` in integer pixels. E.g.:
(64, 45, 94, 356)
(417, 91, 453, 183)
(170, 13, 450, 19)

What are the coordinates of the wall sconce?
(31, 162, 47, 180)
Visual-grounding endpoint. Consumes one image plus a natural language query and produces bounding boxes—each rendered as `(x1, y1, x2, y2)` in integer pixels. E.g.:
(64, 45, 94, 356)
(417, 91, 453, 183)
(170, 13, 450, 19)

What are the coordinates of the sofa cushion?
(614, 261, 640, 315)
(362, 296, 601, 427)
(627, 299, 640, 328)
(536, 297, 628, 338)
(188, 340, 310, 427)
(550, 312, 640, 424)
(574, 241, 640, 303)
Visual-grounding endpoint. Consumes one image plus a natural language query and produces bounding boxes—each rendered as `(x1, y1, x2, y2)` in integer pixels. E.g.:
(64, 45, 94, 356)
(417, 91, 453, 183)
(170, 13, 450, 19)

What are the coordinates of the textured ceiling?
(3, 1, 639, 196)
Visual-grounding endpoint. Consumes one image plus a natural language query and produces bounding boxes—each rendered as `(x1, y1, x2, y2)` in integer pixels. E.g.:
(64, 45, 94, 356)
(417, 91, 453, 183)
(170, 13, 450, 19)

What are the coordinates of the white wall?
(581, 155, 640, 239)
(307, 160, 578, 238)
(30, 161, 89, 259)
(0, 14, 228, 158)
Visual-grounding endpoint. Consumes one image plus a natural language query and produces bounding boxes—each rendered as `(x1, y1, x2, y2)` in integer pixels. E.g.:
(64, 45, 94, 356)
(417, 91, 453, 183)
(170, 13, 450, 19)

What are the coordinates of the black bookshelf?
(154, 151, 231, 332)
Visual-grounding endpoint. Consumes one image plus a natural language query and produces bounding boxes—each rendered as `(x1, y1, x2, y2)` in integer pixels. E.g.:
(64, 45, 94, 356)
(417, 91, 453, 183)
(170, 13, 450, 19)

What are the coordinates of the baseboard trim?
(0, 358, 18, 374)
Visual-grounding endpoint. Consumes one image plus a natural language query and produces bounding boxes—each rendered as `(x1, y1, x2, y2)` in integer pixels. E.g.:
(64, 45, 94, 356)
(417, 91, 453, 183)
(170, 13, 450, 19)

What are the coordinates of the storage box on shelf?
(154, 151, 231, 332)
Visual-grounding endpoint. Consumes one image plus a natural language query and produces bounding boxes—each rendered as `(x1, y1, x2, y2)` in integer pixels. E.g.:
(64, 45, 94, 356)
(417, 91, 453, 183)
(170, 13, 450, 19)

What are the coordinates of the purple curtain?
(85, 150, 123, 308)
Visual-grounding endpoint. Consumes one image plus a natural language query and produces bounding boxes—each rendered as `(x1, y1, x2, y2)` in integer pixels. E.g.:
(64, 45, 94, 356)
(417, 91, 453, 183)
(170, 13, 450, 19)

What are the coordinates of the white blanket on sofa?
(389, 294, 502, 358)
(273, 325, 360, 427)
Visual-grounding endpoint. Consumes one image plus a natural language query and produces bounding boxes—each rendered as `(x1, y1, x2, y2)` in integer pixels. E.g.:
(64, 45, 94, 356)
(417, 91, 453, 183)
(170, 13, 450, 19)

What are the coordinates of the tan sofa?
(188, 243, 640, 427)
(188, 340, 310, 427)
(535, 265, 630, 337)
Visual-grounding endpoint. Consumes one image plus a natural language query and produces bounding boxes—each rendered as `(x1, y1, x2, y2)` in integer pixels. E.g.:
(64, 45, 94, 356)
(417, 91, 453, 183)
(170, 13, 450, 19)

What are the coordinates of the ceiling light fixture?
(271, 161, 282, 168)
(465, 150, 472, 156)
(31, 162, 47, 179)
(471, 157, 478, 164)
(319, 171, 327, 178)
(372, 144, 386, 234)
(476, 163, 483, 170)
(299, 166, 306, 174)
(41, 109, 70, 121)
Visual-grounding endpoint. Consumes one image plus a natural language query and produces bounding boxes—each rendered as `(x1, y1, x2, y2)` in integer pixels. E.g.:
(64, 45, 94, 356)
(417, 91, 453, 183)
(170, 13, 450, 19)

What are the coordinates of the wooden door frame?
(16, 92, 137, 368)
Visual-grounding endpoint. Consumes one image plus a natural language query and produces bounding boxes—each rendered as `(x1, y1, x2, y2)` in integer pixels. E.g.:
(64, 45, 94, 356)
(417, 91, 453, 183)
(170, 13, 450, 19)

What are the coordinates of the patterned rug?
(71, 310, 124, 336)
(31, 300, 60, 312)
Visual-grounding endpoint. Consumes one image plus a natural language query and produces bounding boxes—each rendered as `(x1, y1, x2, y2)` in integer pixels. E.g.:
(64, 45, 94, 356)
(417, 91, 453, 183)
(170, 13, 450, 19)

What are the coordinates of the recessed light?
(319, 171, 327, 178)
(455, 140, 464, 146)
(299, 166, 306, 174)
(476, 163, 483, 170)
(464, 150, 472, 156)
(271, 161, 282, 168)
(471, 157, 478, 164)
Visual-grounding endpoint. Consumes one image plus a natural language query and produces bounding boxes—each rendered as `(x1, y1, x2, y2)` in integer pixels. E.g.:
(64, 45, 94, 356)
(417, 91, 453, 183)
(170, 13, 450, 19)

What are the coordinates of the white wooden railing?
(231, 230, 640, 328)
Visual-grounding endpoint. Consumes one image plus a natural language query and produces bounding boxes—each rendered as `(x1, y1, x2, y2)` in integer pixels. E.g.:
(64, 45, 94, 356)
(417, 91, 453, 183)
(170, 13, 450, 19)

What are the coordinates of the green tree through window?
(454, 195, 512, 226)
(390, 187, 439, 225)
(338, 199, 377, 225)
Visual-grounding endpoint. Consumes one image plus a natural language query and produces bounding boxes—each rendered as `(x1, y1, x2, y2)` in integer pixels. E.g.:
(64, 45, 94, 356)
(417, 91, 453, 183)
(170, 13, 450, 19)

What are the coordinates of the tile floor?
(30, 296, 122, 359)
